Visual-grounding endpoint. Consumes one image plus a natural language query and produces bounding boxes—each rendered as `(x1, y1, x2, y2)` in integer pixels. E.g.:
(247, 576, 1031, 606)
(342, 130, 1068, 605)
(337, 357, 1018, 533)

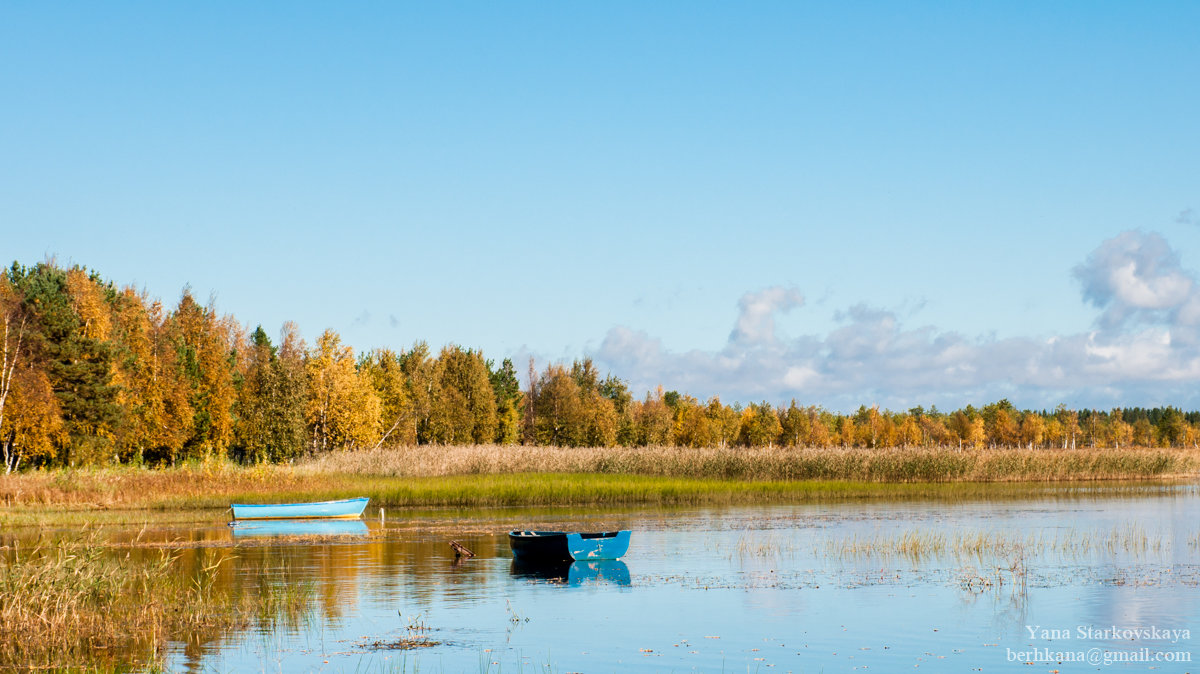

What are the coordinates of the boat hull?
(508, 530, 631, 562)
(231, 497, 369, 520)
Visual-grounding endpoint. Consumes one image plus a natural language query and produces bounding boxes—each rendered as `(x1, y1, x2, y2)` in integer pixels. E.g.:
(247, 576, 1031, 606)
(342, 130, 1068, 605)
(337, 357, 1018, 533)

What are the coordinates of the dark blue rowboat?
(508, 530, 631, 562)
(231, 497, 369, 520)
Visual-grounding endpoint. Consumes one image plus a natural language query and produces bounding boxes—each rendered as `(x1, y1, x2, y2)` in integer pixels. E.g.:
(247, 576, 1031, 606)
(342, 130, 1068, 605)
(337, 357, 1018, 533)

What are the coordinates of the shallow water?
(54, 487, 1200, 671)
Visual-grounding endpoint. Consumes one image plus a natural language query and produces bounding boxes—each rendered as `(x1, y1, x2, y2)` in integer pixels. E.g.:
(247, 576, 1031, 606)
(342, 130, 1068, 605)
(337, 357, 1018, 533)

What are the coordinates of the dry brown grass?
(0, 460, 315, 508)
(0, 444, 1195, 511)
(301, 443, 1200, 482)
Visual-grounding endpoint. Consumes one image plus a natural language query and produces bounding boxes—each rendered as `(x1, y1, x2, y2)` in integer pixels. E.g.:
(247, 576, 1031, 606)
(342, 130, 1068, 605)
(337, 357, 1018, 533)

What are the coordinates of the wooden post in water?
(450, 540, 475, 558)
(379, 508, 385, 528)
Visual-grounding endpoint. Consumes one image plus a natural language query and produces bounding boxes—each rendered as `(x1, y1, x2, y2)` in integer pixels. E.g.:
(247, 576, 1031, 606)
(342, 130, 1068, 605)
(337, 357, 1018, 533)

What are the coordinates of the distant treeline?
(1, 261, 1198, 472)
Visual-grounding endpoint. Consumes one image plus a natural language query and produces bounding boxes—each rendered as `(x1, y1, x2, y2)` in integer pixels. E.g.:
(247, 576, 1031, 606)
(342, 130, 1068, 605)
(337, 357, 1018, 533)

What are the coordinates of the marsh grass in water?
(726, 524, 1172, 567)
(0, 529, 316, 671)
(815, 524, 1168, 562)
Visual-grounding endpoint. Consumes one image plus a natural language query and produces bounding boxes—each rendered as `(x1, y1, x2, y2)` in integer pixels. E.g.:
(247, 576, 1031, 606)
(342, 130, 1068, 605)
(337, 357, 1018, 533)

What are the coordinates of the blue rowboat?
(231, 497, 369, 520)
(508, 530, 631, 562)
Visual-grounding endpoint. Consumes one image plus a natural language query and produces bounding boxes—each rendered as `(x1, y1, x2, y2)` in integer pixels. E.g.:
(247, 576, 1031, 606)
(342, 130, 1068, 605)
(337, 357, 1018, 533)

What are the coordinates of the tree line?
(1, 261, 1198, 472)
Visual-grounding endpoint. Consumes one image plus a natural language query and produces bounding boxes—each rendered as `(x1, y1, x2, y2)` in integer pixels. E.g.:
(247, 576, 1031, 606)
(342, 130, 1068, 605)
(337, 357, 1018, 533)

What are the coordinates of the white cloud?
(1073, 231, 1197, 328)
(729, 286, 803, 347)
(590, 230, 1200, 411)
(782, 365, 820, 389)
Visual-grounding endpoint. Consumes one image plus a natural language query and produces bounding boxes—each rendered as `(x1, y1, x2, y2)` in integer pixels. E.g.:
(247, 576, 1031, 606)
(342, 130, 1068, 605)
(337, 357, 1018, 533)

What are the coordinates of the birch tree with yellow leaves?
(165, 290, 239, 461)
(1, 271, 35, 473)
(306, 329, 380, 452)
(109, 289, 193, 463)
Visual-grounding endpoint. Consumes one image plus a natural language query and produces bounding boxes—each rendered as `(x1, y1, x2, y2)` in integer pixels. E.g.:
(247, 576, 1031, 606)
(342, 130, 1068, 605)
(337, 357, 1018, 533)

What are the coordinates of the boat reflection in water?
(510, 558, 631, 586)
(230, 518, 369, 539)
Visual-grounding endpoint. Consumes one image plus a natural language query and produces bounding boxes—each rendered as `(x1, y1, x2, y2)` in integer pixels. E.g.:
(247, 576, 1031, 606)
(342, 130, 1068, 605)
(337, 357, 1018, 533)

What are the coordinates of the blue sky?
(3, 2, 1198, 411)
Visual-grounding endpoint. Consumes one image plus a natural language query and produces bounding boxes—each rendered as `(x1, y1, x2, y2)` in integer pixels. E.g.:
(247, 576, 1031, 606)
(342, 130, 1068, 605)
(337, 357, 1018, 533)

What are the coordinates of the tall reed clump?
(0, 531, 314, 670)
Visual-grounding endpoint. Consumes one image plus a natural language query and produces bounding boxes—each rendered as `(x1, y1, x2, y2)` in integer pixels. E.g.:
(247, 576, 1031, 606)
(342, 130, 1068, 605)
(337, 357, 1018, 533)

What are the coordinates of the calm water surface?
(117, 486, 1200, 672)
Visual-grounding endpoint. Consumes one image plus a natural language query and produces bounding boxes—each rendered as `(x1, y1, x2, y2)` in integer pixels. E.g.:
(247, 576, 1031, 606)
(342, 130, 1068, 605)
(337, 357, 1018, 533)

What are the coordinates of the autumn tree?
(165, 290, 240, 461)
(1, 270, 67, 471)
(275, 322, 310, 453)
(0, 269, 33, 472)
(13, 263, 121, 465)
(400, 342, 437, 443)
(1156, 407, 1188, 447)
(489, 357, 522, 445)
(361, 348, 415, 447)
(918, 412, 951, 448)
(631, 389, 673, 446)
(705, 397, 741, 448)
(836, 416, 856, 447)
(1055, 404, 1080, 449)
(739, 401, 782, 447)
(306, 329, 380, 451)
(898, 414, 922, 447)
(1106, 409, 1133, 449)
(598, 374, 635, 445)
(808, 407, 835, 447)
(108, 289, 193, 464)
(853, 405, 884, 448)
(428, 346, 497, 444)
(1132, 417, 1154, 446)
(236, 325, 309, 462)
(1018, 412, 1045, 449)
(672, 395, 712, 448)
(946, 408, 984, 450)
(571, 360, 618, 446)
(1, 363, 66, 471)
(982, 400, 1020, 447)
(530, 363, 583, 446)
(779, 401, 810, 447)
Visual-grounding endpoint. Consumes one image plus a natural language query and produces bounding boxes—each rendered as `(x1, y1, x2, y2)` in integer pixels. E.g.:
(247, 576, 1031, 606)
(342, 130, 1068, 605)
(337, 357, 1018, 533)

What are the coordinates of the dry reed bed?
(303, 444, 1200, 482)
(0, 462, 316, 508)
(0, 444, 1195, 509)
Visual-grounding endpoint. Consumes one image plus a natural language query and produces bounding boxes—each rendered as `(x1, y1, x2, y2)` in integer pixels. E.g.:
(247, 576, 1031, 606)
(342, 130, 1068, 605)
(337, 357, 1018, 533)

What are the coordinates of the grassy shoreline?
(1, 445, 1196, 517)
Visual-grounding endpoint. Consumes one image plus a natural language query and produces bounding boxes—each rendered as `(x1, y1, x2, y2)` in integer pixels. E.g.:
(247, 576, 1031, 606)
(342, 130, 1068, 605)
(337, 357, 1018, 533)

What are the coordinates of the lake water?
(117, 485, 1198, 672)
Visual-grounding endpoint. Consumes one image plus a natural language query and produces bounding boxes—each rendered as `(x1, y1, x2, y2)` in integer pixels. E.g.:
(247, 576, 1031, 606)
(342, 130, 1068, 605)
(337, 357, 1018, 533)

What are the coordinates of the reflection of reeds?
(0, 530, 315, 670)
